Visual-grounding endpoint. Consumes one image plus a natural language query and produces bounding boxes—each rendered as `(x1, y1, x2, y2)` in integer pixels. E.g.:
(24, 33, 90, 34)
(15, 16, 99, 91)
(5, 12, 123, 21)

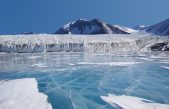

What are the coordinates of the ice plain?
(0, 52, 169, 109)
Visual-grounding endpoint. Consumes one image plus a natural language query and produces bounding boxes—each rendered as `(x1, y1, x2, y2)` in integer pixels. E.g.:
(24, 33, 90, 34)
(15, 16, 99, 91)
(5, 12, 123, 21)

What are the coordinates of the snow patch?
(31, 63, 48, 68)
(68, 63, 76, 66)
(27, 56, 42, 59)
(114, 25, 137, 33)
(77, 62, 142, 66)
(137, 57, 154, 61)
(161, 61, 169, 64)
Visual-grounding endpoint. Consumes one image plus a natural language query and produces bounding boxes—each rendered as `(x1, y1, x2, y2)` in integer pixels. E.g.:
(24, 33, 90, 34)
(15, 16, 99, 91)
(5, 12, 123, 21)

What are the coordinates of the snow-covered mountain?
(55, 19, 131, 35)
(146, 18, 169, 36)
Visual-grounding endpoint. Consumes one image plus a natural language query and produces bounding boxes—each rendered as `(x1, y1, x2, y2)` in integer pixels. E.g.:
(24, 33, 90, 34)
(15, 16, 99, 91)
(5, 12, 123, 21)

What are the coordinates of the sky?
(0, 0, 169, 34)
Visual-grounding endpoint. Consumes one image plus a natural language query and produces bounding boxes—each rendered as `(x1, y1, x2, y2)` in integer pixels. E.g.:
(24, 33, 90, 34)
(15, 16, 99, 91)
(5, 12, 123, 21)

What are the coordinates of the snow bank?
(0, 78, 52, 109)
(0, 34, 168, 53)
(101, 94, 169, 109)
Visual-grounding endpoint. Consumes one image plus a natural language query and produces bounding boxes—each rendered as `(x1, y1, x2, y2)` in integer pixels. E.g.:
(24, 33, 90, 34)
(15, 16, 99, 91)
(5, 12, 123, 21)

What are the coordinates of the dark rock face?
(146, 18, 169, 36)
(55, 19, 130, 35)
(150, 42, 169, 51)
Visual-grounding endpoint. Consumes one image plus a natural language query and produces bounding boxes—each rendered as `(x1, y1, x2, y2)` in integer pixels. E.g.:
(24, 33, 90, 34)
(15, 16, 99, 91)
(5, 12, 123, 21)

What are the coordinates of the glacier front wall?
(0, 34, 168, 53)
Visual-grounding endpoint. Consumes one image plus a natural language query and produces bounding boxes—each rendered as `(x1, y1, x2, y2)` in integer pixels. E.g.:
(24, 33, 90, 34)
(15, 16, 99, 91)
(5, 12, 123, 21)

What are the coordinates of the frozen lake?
(0, 52, 169, 109)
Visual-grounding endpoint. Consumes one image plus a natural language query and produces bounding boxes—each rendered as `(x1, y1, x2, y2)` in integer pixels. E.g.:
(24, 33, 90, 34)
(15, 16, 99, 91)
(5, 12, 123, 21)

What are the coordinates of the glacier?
(0, 34, 169, 53)
(0, 34, 169, 109)
(0, 78, 52, 109)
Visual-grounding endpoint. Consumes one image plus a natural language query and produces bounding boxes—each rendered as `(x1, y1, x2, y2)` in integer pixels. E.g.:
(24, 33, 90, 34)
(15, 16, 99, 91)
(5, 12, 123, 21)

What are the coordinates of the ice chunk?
(101, 94, 169, 109)
(0, 78, 52, 109)
(161, 66, 169, 70)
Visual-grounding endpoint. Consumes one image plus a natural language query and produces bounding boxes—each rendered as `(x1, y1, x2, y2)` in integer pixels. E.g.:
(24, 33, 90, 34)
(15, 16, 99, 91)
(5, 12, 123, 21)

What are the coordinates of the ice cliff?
(0, 34, 168, 53)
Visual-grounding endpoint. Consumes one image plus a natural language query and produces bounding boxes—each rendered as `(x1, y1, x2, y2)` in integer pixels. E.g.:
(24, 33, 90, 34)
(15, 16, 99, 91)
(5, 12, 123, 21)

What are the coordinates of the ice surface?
(0, 52, 169, 109)
(101, 94, 169, 109)
(0, 78, 52, 109)
(0, 34, 168, 53)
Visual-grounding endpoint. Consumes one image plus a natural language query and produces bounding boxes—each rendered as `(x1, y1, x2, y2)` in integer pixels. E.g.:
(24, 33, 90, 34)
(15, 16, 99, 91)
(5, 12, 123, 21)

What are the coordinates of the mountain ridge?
(146, 18, 169, 36)
(55, 19, 133, 35)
